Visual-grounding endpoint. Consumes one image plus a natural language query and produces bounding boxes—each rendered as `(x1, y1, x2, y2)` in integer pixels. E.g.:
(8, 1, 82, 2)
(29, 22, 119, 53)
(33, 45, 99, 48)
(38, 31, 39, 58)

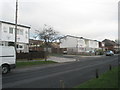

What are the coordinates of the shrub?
(96, 49, 104, 55)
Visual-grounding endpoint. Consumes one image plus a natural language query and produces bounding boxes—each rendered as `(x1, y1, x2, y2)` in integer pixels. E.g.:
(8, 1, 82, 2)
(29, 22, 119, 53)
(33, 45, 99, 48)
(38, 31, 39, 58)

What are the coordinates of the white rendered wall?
(0, 23, 29, 43)
(77, 39, 86, 52)
(0, 23, 2, 41)
(88, 40, 99, 49)
(60, 35, 100, 54)
(78, 39, 86, 47)
(60, 37, 78, 48)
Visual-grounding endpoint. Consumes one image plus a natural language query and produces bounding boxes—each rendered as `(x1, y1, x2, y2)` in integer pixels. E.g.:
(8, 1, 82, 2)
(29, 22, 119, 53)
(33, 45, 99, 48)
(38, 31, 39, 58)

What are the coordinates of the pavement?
(47, 55, 107, 63)
(47, 56, 76, 63)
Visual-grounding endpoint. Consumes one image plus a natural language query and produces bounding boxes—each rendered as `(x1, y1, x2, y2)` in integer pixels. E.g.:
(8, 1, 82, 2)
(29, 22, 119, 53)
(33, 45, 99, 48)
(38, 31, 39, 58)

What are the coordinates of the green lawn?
(75, 66, 119, 88)
(16, 61, 57, 68)
(17, 58, 44, 61)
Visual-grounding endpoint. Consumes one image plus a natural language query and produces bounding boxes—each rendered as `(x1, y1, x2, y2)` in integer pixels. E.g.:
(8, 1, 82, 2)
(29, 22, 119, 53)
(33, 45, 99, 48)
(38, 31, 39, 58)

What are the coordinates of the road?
(2, 55, 119, 88)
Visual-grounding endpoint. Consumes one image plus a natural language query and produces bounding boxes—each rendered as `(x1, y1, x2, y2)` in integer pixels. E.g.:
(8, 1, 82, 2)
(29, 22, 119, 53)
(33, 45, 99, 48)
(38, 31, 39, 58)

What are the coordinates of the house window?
(19, 45, 23, 48)
(17, 29, 19, 34)
(20, 29, 23, 35)
(9, 27, 14, 34)
(17, 44, 24, 49)
(17, 29, 23, 35)
(17, 44, 19, 48)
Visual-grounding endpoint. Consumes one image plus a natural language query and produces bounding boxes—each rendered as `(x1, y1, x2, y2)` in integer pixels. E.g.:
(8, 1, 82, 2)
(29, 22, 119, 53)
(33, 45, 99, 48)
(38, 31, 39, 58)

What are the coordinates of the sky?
(0, 0, 119, 41)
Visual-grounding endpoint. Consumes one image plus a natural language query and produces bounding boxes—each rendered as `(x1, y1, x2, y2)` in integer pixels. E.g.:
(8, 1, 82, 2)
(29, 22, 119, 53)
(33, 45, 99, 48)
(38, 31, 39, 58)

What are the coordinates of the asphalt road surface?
(2, 55, 119, 88)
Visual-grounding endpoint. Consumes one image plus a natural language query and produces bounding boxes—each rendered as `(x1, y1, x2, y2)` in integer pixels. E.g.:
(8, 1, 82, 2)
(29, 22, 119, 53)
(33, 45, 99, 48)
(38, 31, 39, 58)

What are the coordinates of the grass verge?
(75, 66, 119, 88)
(17, 58, 44, 61)
(16, 61, 57, 68)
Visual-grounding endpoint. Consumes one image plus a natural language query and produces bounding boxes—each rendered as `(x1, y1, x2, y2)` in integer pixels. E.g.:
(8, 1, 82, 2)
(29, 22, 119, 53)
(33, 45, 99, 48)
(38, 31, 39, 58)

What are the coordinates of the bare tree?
(35, 24, 61, 61)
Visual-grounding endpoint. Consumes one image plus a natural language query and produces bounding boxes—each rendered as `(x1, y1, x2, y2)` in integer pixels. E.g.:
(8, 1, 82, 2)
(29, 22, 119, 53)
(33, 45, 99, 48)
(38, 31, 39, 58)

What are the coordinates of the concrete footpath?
(47, 56, 76, 63)
(50, 54, 118, 63)
(47, 55, 106, 63)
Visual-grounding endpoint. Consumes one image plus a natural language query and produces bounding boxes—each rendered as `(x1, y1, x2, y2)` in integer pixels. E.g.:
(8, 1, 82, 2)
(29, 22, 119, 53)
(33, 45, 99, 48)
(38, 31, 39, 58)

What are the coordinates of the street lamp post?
(15, 0, 18, 54)
(15, 0, 18, 64)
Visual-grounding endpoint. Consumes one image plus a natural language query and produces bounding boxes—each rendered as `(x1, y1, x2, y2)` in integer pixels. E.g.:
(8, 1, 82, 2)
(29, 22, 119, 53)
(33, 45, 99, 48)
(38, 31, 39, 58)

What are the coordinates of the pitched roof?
(102, 39, 117, 46)
(29, 39, 43, 45)
(60, 35, 99, 42)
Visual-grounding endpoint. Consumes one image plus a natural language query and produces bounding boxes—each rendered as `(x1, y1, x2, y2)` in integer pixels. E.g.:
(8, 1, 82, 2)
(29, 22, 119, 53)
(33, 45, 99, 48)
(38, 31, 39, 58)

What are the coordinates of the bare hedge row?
(16, 51, 45, 60)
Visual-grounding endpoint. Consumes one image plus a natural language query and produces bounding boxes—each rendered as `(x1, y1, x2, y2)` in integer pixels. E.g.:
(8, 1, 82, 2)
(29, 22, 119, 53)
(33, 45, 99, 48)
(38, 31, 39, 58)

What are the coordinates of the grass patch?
(75, 66, 119, 88)
(16, 61, 57, 68)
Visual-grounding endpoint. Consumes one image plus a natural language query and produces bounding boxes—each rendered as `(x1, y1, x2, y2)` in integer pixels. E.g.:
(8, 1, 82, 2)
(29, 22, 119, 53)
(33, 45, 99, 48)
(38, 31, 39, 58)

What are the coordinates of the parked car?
(85, 50, 95, 53)
(63, 50, 67, 54)
(90, 50, 95, 53)
(0, 46, 16, 74)
(105, 50, 114, 56)
(85, 51, 90, 53)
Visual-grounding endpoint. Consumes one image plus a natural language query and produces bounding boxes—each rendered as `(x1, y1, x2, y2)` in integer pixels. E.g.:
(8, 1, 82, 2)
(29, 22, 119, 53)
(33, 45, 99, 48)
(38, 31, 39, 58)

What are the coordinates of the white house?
(60, 35, 99, 54)
(0, 20, 30, 53)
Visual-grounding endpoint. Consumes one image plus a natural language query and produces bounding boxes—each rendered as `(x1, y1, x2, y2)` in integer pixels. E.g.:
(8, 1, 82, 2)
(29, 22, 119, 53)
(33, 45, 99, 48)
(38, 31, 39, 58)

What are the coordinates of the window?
(19, 45, 23, 48)
(9, 27, 13, 34)
(17, 44, 24, 49)
(17, 29, 23, 35)
(20, 29, 23, 35)
(17, 29, 19, 34)
(17, 44, 19, 48)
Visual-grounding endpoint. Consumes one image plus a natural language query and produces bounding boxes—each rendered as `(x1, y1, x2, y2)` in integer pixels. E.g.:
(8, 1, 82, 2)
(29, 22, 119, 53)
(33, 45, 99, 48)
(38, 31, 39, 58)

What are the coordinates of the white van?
(0, 46, 16, 74)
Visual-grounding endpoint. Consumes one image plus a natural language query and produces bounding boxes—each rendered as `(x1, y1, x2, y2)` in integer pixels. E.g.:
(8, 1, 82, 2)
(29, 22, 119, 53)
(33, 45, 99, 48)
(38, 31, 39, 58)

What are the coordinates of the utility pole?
(15, 0, 18, 63)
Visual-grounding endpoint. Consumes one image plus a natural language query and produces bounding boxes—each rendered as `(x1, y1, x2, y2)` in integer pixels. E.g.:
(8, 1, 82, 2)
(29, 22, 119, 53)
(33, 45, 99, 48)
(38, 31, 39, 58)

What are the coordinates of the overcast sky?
(0, 0, 119, 41)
